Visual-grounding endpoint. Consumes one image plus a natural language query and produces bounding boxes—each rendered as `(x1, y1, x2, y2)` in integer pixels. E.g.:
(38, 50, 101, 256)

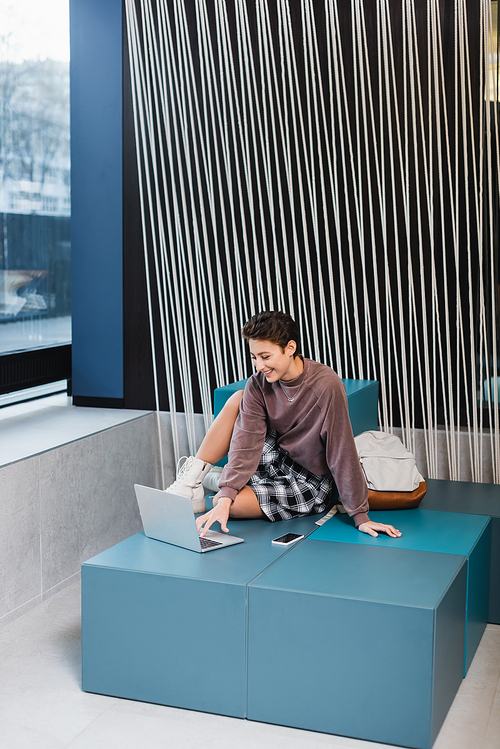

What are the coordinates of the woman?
(167, 311, 401, 540)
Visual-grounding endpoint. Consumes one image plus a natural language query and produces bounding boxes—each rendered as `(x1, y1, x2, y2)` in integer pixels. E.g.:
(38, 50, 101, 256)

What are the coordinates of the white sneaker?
(203, 465, 223, 493)
(165, 456, 213, 514)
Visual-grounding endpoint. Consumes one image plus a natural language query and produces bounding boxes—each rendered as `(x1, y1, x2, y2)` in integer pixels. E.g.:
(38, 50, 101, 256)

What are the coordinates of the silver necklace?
(278, 361, 309, 402)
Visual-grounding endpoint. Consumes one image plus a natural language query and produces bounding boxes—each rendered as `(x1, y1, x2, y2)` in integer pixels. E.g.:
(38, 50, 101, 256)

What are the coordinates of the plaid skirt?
(247, 430, 334, 522)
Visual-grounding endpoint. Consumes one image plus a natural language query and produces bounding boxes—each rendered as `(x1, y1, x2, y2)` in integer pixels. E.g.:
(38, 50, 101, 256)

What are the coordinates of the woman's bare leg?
(213, 486, 265, 519)
(195, 389, 244, 465)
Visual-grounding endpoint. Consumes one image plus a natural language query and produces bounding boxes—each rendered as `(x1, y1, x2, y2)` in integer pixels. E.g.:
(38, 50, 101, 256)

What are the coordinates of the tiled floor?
(0, 582, 498, 749)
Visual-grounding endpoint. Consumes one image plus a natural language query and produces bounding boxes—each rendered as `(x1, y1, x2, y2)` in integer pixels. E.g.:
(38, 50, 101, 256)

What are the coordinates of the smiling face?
(248, 339, 303, 382)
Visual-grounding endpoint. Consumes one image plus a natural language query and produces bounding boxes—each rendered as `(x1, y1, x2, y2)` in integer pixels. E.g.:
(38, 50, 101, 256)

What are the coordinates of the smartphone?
(271, 532, 304, 546)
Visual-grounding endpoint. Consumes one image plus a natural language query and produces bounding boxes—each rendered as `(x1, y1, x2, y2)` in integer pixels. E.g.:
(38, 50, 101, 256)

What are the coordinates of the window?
(0, 1, 71, 392)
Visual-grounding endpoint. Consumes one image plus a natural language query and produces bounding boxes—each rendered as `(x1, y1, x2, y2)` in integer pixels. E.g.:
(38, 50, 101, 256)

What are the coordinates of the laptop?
(134, 484, 244, 553)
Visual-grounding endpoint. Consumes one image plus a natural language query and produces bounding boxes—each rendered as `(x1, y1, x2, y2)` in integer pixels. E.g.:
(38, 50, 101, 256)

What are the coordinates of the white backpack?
(354, 431, 424, 492)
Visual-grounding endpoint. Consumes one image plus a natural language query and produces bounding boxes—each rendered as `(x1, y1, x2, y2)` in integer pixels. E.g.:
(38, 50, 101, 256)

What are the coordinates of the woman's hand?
(358, 521, 402, 538)
(196, 496, 232, 536)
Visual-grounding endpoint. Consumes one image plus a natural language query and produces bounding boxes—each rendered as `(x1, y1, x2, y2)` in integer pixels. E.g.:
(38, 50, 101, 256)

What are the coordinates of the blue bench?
(247, 540, 466, 749)
(420, 479, 500, 624)
(309, 508, 491, 675)
(82, 521, 469, 749)
(81, 492, 490, 748)
(81, 514, 321, 716)
(81, 378, 494, 748)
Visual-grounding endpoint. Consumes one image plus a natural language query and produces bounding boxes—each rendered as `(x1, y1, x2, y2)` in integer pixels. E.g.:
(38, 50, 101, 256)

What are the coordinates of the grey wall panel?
(0, 458, 41, 619)
(39, 417, 155, 592)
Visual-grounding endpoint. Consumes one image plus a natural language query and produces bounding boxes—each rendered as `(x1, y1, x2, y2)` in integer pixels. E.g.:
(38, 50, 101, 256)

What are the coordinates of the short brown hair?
(241, 311, 301, 357)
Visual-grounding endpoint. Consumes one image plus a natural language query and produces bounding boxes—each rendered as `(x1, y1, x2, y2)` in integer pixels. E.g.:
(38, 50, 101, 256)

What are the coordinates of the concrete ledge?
(0, 396, 151, 469)
(0, 404, 159, 626)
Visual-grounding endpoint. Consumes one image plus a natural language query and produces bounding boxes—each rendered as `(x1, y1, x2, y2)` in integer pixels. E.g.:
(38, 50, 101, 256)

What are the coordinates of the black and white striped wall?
(122, 0, 500, 485)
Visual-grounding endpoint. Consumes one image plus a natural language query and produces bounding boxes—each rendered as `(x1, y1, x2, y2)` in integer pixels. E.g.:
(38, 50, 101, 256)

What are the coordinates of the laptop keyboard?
(199, 536, 223, 549)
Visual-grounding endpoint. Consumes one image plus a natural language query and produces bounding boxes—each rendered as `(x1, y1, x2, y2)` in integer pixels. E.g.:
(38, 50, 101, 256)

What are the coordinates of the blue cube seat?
(82, 525, 469, 748)
(81, 514, 322, 716)
(81, 375, 496, 749)
(310, 508, 491, 675)
(81, 504, 488, 748)
(247, 540, 467, 749)
(420, 479, 500, 624)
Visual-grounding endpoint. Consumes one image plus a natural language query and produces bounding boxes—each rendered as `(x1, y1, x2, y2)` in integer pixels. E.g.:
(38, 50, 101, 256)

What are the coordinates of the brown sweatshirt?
(218, 358, 370, 527)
